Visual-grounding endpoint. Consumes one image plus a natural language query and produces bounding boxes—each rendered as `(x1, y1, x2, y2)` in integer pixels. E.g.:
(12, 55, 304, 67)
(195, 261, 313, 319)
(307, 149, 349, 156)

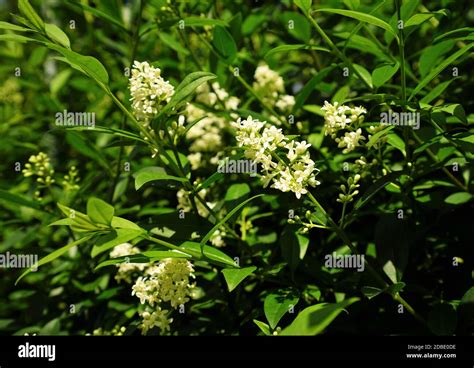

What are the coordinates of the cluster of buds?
(288, 210, 327, 234)
(62, 166, 80, 192)
(337, 174, 361, 203)
(22, 152, 55, 187)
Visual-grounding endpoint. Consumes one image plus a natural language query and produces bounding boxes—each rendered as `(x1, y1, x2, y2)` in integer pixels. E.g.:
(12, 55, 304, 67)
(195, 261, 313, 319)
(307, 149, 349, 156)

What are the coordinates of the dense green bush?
(0, 0, 473, 336)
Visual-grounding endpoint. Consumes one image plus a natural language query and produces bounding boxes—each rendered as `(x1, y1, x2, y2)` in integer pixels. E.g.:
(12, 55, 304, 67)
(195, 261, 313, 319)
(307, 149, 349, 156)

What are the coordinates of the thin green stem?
(305, 11, 372, 90)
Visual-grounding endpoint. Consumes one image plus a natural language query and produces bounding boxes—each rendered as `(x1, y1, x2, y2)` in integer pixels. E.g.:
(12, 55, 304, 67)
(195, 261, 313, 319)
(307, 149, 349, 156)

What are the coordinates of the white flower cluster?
(132, 258, 195, 308)
(321, 101, 367, 153)
(131, 258, 195, 334)
(109, 243, 147, 284)
(129, 61, 174, 126)
(232, 116, 320, 199)
(139, 307, 173, 335)
(110, 243, 195, 335)
(185, 82, 240, 169)
(253, 64, 295, 114)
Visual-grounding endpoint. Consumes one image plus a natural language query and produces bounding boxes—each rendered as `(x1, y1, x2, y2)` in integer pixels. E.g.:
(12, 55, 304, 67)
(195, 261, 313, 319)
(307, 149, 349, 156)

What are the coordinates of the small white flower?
(336, 128, 366, 154)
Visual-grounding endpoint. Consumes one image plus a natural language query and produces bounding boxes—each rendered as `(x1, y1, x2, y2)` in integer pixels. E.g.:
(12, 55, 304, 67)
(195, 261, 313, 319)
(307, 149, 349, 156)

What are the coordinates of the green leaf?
(386, 282, 406, 296)
(179, 241, 236, 268)
(47, 43, 109, 85)
(253, 320, 271, 335)
(183, 17, 228, 28)
(280, 298, 359, 335)
(67, 125, 147, 144)
(387, 132, 406, 156)
(264, 289, 300, 329)
(361, 286, 383, 300)
(66, 0, 127, 32)
(354, 171, 404, 211)
(242, 14, 267, 35)
(0, 34, 35, 43)
(159, 72, 216, 117)
(366, 125, 394, 149)
(111, 216, 142, 230)
(56, 203, 97, 232)
(372, 62, 399, 88)
(45, 23, 70, 48)
(91, 228, 145, 258)
(353, 64, 373, 88)
(409, 43, 474, 100)
(224, 183, 250, 208)
(50, 69, 72, 95)
(15, 235, 94, 284)
(419, 40, 454, 78)
(212, 26, 237, 61)
(134, 166, 187, 190)
(200, 195, 264, 249)
(265, 44, 329, 59)
(87, 197, 114, 226)
(294, 0, 313, 14)
(375, 215, 413, 283)
(315, 9, 398, 40)
(404, 10, 447, 38)
(444, 192, 472, 205)
(281, 12, 311, 43)
(18, 0, 44, 31)
(419, 79, 454, 104)
(280, 226, 310, 270)
(222, 266, 257, 292)
(0, 21, 29, 32)
(195, 172, 224, 192)
(94, 251, 190, 271)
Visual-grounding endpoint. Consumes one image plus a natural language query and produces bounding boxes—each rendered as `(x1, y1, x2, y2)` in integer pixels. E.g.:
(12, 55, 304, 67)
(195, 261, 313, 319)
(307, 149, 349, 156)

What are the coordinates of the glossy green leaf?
(315, 9, 398, 40)
(372, 62, 399, 88)
(18, 0, 44, 31)
(179, 241, 236, 268)
(280, 298, 359, 335)
(444, 192, 472, 205)
(134, 166, 187, 190)
(222, 266, 257, 292)
(212, 26, 237, 61)
(45, 23, 70, 48)
(91, 228, 145, 258)
(409, 43, 474, 100)
(264, 289, 300, 329)
(16, 235, 94, 285)
(253, 320, 271, 335)
(87, 197, 114, 226)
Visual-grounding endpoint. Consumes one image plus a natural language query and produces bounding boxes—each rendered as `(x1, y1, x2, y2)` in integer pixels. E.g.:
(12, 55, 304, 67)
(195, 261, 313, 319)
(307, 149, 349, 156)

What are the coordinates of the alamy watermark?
(55, 109, 95, 129)
(18, 343, 56, 362)
(217, 159, 258, 176)
(324, 253, 365, 272)
(0, 252, 38, 271)
(380, 109, 420, 130)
